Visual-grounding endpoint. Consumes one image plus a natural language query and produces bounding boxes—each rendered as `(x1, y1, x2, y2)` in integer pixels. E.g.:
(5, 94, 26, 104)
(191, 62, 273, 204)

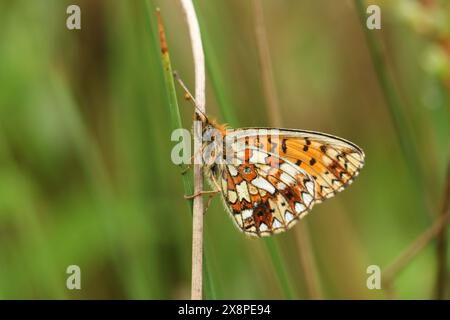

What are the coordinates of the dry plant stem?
(252, 0, 322, 299)
(383, 210, 450, 290)
(154, 6, 215, 299)
(179, 0, 206, 300)
(295, 223, 323, 299)
(382, 158, 450, 297)
(435, 160, 450, 299)
(252, 0, 282, 127)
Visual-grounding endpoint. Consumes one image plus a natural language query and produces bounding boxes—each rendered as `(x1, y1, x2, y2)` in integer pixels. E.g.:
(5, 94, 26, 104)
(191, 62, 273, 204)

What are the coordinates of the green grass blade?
(264, 238, 295, 299)
(355, 0, 430, 222)
(145, 2, 215, 299)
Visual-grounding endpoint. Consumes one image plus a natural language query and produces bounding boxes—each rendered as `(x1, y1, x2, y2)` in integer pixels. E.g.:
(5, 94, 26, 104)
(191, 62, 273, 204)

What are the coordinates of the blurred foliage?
(0, 0, 448, 299)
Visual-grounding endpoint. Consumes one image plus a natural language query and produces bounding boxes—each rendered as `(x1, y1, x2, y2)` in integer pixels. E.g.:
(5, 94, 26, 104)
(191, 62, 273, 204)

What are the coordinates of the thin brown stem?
(295, 223, 323, 299)
(252, 0, 282, 127)
(435, 159, 450, 299)
(383, 209, 450, 291)
(179, 0, 206, 300)
(251, 0, 322, 299)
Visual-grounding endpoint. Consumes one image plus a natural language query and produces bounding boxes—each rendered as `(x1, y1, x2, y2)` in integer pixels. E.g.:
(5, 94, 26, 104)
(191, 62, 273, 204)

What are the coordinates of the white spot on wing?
(295, 202, 306, 213)
(227, 165, 238, 176)
(327, 148, 339, 158)
(236, 181, 251, 202)
(242, 209, 253, 220)
(273, 218, 282, 229)
(251, 176, 276, 194)
(233, 214, 243, 228)
(285, 211, 294, 223)
(228, 190, 237, 203)
(259, 222, 268, 232)
(305, 180, 314, 195)
(303, 193, 313, 206)
(277, 182, 286, 190)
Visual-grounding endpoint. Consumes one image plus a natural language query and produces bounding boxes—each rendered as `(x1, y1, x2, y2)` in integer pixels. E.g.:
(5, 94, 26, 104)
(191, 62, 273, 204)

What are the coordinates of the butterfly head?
(197, 112, 227, 136)
(197, 113, 230, 174)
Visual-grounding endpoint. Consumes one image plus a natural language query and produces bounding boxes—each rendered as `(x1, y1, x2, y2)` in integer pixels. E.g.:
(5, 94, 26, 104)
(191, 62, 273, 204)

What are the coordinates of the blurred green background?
(0, 0, 449, 299)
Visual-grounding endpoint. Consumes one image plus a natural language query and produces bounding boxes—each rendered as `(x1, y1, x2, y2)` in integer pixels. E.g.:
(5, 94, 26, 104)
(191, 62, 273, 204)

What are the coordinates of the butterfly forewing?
(206, 128, 365, 237)
(229, 128, 364, 202)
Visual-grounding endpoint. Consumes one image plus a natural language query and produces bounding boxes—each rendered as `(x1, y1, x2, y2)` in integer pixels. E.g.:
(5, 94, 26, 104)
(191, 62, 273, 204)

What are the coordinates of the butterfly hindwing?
(212, 148, 316, 237)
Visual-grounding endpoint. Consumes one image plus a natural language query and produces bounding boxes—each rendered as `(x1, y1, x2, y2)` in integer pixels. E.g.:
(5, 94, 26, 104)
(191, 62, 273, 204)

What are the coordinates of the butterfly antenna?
(173, 71, 208, 121)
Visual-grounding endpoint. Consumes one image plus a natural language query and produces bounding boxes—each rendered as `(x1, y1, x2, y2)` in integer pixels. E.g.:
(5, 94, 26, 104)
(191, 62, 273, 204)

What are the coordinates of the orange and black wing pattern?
(209, 128, 364, 237)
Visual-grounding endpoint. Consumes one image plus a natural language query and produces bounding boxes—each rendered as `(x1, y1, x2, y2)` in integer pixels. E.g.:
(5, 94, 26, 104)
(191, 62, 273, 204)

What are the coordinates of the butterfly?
(175, 74, 365, 237)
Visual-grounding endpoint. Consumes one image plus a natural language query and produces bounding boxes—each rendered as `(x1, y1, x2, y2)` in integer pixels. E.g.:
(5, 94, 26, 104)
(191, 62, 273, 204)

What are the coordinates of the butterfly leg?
(184, 190, 220, 215)
(184, 190, 220, 200)
(201, 173, 223, 214)
(204, 192, 219, 214)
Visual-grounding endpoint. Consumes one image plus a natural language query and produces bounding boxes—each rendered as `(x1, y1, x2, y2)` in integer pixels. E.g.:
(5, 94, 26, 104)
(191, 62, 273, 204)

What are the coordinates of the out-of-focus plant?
(396, 0, 450, 90)
(394, 0, 450, 299)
